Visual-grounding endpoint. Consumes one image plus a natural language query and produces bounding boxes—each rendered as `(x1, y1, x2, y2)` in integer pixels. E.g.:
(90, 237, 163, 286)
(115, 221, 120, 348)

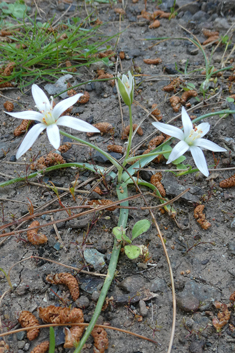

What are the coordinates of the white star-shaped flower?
(152, 107, 226, 176)
(5, 84, 100, 159)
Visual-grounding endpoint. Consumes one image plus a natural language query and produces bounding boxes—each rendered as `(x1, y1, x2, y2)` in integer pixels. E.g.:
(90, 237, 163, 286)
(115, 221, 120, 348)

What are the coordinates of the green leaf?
(172, 155, 186, 165)
(132, 219, 151, 240)
(0, 1, 29, 18)
(162, 144, 172, 159)
(124, 245, 141, 259)
(226, 97, 234, 103)
(49, 327, 55, 353)
(112, 226, 131, 243)
(176, 163, 188, 170)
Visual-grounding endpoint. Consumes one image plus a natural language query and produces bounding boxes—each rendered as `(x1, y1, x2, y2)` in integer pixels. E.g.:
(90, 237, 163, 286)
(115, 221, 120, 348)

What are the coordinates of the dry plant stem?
(0, 323, 158, 345)
(74, 185, 129, 352)
(7, 256, 107, 280)
(51, 215, 67, 251)
(0, 193, 141, 236)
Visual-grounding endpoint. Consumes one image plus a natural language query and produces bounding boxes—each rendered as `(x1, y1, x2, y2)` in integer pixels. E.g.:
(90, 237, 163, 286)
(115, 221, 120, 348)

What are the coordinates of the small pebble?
(139, 300, 148, 317)
(91, 290, 100, 302)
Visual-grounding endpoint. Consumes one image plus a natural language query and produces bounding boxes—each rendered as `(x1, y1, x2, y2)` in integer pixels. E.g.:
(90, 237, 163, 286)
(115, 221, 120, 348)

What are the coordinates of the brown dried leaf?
(39, 306, 84, 348)
(114, 8, 125, 15)
(220, 174, 235, 188)
(194, 205, 211, 230)
(97, 73, 115, 86)
(143, 58, 162, 65)
(148, 135, 165, 149)
(65, 60, 76, 72)
(150, 172, 166, 197)
(0, 340, 9, 353)
(91, 327, 109, 353)
(202, 29, 219, 38)
(98, 50, 116, 59)
(14, 119, 33, 136)
(137, 10, 152, 20)
(203, 36, 219, 45)
(119, 51, 125, 59)
(149, 20, 161, 29)
(30, 153, 66, 171)
(58, 142, 72, 153)
(31, 341, 50, 353)
(18, 311, 40, 341)
(151, 104, 162, 121)
(163, 77, 182, 92)
(160, 12, 173, 18)
(46, 273, 79, 301)
(181, 90, 197, 104)
(230, 292, 235, 301)
(78, 91, 90, 104)
(169, 95, 181, 112)
(107, 145, 124, 154)
(122, 124, 143, 139)
(93, 186, 103, 195)
(212, 305, 230, 332)
(27, 221, 48, 245)
(151, 10, 164, 18)
(87, 122, 114, 137)
(3, 101, 14, 112)
(87, 199, 117, 211)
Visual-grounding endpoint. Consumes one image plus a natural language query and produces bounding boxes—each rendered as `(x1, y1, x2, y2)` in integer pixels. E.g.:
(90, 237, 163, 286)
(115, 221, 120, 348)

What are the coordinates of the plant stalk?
(73, 184, 129, 353)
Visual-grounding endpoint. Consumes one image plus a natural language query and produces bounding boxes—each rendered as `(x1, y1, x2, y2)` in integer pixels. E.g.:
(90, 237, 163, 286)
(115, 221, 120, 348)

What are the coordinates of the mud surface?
(1, 0, 235, 352)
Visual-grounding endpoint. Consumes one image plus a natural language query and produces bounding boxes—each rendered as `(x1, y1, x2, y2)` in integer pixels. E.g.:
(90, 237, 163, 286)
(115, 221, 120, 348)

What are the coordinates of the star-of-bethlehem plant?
(152, 106, 226, 177)
(2, 73, 228, 353)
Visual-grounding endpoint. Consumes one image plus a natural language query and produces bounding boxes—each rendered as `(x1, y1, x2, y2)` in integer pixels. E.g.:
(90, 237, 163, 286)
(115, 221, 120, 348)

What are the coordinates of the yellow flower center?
(185, 127, 203, 146)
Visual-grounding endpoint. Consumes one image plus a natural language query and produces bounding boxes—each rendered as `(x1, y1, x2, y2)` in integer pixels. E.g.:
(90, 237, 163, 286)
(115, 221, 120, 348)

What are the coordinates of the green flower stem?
(191, 110, 235, 124)
(60, 131, 122, 172)
(73, 184, 129, 353)
(126, 150, 172, 163)
(0, 163, 115, 189)
(123, 105, 133, 167)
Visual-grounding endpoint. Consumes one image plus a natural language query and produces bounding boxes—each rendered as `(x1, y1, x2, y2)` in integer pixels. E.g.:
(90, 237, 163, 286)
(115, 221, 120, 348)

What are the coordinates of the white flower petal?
(190, 145, 209, 177)
(181, 106, 193, 137)
(32, 84, 50, 112)
(16, 123, 45, 159)
(46, 124, 60, 149)
(196, 122, 210, 137)
(57, 116, 100, 132)
(195, 138, 227, 152)
(5, 111, 43, 121)
(53, 93, 84, 120)
(167, 140, 189, 164)
(152, 121, 184, 140)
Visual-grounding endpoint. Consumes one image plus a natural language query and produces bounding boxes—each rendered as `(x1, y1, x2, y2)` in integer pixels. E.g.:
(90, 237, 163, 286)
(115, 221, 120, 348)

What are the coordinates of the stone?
(162, 173, 201, 203)
(0, 142, 10, 159)
(16, 331, 26, 340)
(93, 151, 109, 163)
(189, 340, 204, 353)
(150, 277, 167, 293)
(91, 290, 100, 301)
(177, 295, 200, 312)
(119, 275, 148, 293)
(23, 342, 30, 351)
(231, 219, 235, 229)
(75, 296, 90, 309)
(83, 248, 106, 271)
(9, 155, 16, 162)
(139, 300, 148, 317)
(17, 341, 25, 349)
(78, 276, 104, 294)
(180, 280, 220, 302)
(44, 75, 77, 99)
(192, 10, 209, 22)
(214, 17, 230, 30)
(228, 242, 235, 255)
(177, 2, 200, 14)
